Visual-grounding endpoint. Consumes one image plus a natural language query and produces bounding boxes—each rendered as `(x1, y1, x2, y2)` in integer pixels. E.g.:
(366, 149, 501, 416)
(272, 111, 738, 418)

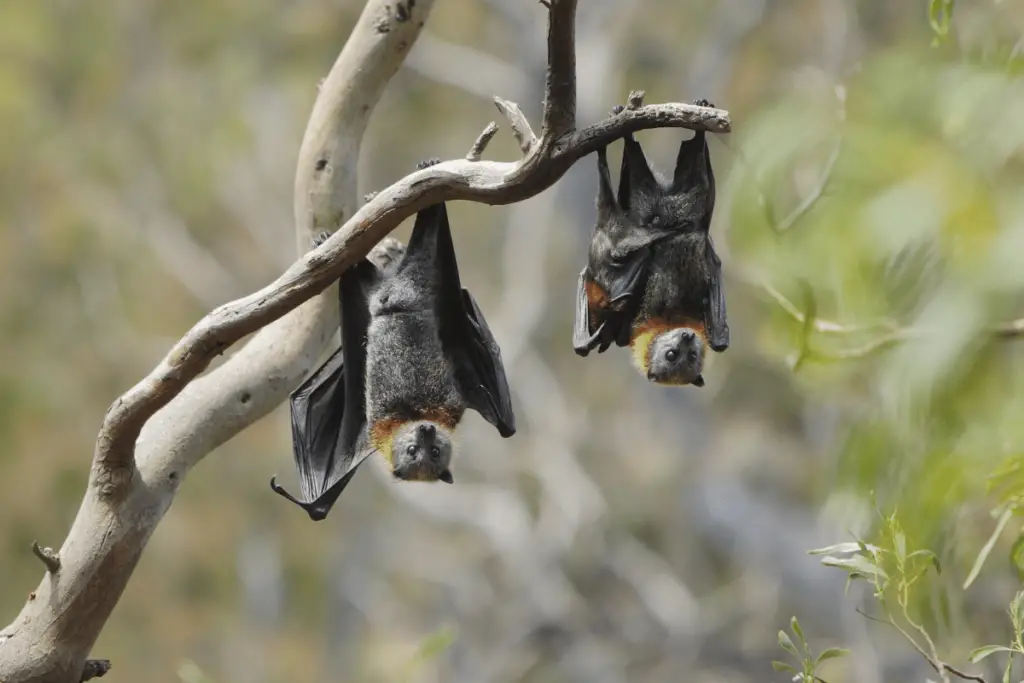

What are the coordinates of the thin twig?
(855, 608, 988, 683)
(467, 121, 500, 161)
(761, 84, 847, 235)
(493, 98, 537, 154)
(30, 542, 60, 574)
(80, 660, 111, 682)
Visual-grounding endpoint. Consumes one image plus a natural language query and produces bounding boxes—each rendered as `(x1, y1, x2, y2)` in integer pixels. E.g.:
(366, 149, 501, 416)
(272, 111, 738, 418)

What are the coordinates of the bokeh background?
(2, 1, 1024, 682)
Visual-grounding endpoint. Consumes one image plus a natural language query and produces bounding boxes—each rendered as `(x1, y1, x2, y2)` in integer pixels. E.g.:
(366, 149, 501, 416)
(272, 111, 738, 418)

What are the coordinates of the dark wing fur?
(673, 127, 729, 351)
(574, 140, 673, 354)
(413, 202, 516, 437)
(270, 260, 378, 521)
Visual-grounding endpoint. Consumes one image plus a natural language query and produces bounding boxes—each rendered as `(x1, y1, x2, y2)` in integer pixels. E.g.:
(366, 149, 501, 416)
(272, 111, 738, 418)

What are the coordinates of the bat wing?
(705, 237, 730, 352)
(573, 268, 607, 356)
(421, 202, 516, 437)
(270, 260, 377, 521)
(457, 289, 516, 437)
(575, 240, 660, 354)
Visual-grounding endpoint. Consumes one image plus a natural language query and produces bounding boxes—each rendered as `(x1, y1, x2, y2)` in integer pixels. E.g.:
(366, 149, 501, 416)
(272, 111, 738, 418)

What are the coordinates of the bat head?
(390, 421, 455, 484)
(631, 322, 707, 387)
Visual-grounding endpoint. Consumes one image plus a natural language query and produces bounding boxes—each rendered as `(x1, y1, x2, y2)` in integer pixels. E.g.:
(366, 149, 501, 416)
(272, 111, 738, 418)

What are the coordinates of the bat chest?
(365, 311, 464, 425)
(640, 236, 711, 321)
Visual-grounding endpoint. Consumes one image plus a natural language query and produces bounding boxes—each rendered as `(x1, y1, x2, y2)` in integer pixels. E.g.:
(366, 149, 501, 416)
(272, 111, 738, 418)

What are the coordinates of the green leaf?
(964, 507, 1012, 589)
(820, 554, 888, 580)
(808, 542, 863, 556)
(772, 661, 797, 673)
(1010, 534, 1024, 582)
(908, 549, 941, 574)
(1002, 653, 1013, 683)
(816, 647, 851, 664)
(790, 616, 807, 650)
(928, 0, 955, 40)
(778, 630, 799, 657)
(893, 528, 907, 563)
(968, 645, 1014, 663)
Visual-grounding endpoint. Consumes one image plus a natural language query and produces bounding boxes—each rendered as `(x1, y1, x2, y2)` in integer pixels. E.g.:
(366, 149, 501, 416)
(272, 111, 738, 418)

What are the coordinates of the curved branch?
(0, 1, 437, 681)
(0, 0, 732, 680)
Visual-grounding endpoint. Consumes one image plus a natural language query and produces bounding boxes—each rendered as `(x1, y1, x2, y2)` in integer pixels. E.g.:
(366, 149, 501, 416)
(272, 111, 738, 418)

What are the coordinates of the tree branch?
(0, 1, 438, 681)
(0, 1, 732, 681)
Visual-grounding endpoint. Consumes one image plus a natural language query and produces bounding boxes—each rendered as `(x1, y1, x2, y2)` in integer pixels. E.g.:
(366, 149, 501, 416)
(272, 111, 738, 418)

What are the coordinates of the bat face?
(389, 421, 455, 484)
(631, 322, 707, 387)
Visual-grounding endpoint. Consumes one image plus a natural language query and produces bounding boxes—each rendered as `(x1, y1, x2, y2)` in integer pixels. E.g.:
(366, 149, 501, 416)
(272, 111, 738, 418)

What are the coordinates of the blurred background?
(2, 0, 1024, 681)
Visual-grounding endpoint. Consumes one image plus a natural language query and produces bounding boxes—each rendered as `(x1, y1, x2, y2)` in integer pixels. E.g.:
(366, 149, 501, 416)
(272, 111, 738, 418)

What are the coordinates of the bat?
(573, 99, 729, 387)
(271, 159, 515, 519)
(364, 180, 516, 484)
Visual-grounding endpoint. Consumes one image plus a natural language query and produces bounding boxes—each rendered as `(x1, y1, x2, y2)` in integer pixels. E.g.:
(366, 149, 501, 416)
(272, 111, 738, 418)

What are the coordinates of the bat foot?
(311, 231, 332, 248)
(416, 157, 442, 170)
(363, 190, 380, 204)
(693, 98, 715, 108)
(610, 104, 625, 116)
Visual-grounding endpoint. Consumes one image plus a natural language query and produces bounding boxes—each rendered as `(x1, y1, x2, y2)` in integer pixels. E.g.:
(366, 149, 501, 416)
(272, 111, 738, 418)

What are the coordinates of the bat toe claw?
(311, 232, 332, 248)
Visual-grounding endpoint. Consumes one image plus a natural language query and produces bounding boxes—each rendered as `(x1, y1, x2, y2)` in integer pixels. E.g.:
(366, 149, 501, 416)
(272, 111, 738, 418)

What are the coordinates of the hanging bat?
(271, 161, 515, 519)
(573, 99, 729, 387)
(269, 234, 396, 521)
(364, 186, 516, 484)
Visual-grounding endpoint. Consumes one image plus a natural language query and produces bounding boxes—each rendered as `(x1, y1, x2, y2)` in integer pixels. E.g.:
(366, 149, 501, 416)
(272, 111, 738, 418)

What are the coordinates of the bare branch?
(855, 608, 987, 683)
(0, 0, 735, 679)
(493, 98, 538, 154)
(467, 121, 500, 161)
(79, 660, 110, 682)
(30, 542, 60, 574)
(541, 0, 577, 139)
(626, 89, 645, 109)
(0, 1, 438, 680)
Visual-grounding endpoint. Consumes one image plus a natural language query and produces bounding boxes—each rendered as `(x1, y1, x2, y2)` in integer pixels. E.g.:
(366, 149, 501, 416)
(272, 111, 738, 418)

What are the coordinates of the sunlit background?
(2, 1, 1024, 682)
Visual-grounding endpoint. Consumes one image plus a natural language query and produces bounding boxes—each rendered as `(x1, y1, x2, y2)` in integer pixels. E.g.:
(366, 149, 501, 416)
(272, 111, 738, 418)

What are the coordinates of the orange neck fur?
(628, 318, 708, 376)
(370, 409, 460, 470)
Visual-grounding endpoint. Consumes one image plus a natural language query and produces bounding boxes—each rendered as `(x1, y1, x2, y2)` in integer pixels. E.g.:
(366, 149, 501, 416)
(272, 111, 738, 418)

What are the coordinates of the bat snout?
(418, 423, 436, 438)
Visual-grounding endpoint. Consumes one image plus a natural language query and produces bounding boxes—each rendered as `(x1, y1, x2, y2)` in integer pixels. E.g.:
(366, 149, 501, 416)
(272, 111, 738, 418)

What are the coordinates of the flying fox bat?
(573, 99, 729, 387)
(364, 183, 516, 484)
(271, 161, 515, 519)
(268, 236, 391, 521)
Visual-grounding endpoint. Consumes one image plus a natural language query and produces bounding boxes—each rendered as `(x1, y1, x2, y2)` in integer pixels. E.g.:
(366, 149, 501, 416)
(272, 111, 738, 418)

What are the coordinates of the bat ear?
(618, 134, 658, 212)
(671, 131, 712, 195)
(596, 146, 617, 217)
(692, 374, 705, 388)
(438, 469, 454, 484)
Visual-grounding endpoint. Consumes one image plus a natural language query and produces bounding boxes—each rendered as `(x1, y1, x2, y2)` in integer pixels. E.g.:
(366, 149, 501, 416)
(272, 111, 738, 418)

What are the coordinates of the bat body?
(271, 160, 514, 519)
(573, 100, 729, 387)
(365, 195, 516, 483)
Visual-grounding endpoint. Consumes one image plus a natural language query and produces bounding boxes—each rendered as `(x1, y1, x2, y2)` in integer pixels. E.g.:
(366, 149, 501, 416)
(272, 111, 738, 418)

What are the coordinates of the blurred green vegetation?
(1, 1, 1024, 682)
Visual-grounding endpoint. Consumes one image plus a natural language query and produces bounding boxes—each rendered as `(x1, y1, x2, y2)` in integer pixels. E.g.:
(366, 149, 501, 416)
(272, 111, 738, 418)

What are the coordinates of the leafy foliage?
(773, 615, 849, 682)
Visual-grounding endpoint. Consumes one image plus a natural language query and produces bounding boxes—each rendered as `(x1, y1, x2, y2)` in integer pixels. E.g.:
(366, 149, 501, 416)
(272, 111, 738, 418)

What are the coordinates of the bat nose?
(418, 423, 435, 438)
(680, 329, 695, 341)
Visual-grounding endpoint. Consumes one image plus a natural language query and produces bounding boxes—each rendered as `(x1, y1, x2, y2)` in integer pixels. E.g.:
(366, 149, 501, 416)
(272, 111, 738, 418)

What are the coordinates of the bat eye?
(688, 349, 698, 363)
(431, 446, 440, 459)
(406, 444, 417, 456)
(665, 349, 678, 362)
